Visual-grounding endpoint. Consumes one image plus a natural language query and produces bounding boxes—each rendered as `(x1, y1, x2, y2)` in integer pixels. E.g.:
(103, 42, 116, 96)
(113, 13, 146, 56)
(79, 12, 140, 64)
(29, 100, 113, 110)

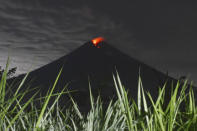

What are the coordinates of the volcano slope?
(8, 39, 180, 111)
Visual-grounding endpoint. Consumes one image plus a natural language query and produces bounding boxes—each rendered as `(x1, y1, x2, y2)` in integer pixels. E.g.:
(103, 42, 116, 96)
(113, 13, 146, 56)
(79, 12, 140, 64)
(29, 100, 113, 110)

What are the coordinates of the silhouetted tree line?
(0, 66, 17, 79)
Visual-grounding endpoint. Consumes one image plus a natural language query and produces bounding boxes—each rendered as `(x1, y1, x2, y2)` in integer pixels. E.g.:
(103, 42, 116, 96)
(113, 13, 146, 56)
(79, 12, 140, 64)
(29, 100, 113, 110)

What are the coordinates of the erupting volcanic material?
(91, 37, 105, 48)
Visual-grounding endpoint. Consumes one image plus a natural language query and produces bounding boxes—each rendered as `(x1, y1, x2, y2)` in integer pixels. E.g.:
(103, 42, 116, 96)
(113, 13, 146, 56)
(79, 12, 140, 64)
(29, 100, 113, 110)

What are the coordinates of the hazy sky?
(0, 0, 197, 84)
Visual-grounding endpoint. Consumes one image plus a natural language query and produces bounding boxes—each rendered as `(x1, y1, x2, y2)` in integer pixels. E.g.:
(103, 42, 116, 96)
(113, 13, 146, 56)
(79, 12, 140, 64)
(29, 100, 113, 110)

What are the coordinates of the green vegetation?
(1, 63, 197, 131)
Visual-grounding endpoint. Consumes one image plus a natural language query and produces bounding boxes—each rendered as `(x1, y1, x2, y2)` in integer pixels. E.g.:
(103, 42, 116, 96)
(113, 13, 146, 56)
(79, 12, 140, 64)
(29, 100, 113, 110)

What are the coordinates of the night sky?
(0, 0, 197, 84)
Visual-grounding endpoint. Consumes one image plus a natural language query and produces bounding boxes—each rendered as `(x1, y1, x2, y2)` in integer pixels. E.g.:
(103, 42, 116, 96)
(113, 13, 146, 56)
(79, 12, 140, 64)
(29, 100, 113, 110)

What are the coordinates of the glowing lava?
(91, 37, 105, 47)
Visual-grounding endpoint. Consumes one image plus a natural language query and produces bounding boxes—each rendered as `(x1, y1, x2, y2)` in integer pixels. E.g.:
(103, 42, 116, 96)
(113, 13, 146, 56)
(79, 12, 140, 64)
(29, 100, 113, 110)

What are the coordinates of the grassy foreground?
(0, 64, 197, 131)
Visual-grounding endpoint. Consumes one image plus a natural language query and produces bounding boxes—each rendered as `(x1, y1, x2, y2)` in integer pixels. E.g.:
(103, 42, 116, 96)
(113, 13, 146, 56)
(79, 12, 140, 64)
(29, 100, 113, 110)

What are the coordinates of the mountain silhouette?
(8, 38, 177, 111)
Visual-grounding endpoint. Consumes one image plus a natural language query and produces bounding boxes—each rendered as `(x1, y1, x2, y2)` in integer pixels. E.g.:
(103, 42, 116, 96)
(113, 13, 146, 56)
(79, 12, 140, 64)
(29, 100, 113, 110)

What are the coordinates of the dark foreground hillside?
(8, 38, 180, 112)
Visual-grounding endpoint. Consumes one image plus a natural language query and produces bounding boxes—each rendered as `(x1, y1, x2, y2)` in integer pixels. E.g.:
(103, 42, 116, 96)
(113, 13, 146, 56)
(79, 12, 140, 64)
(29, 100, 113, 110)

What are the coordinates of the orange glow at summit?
(91, 37, 105, 47)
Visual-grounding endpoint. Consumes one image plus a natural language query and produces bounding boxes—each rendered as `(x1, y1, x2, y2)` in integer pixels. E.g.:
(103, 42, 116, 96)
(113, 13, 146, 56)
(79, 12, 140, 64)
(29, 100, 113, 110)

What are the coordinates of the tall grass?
(1, 65, 197, 130)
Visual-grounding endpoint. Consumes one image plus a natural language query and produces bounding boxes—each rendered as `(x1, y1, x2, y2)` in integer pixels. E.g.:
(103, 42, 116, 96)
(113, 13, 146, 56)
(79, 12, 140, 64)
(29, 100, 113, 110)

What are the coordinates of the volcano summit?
(9, 38, 177, 111)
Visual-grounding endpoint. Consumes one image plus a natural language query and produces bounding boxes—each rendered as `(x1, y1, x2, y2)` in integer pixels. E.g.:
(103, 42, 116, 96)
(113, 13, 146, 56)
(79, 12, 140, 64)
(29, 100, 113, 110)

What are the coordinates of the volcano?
(8, 38, 177, 111)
